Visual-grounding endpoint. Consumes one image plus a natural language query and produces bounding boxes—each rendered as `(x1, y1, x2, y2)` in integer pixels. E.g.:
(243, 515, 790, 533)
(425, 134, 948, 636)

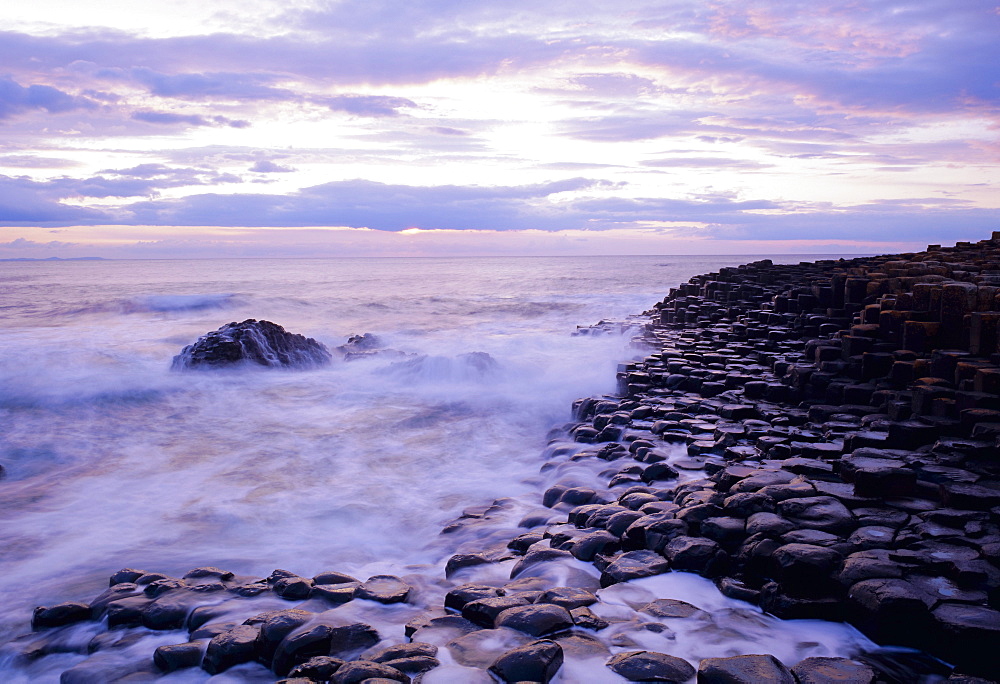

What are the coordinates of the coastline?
(9, 237, 1000, 682)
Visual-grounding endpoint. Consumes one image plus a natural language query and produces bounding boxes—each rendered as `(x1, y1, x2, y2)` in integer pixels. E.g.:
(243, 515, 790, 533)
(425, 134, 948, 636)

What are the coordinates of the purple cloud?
(0, 76, 96, 120)
(131, 110, 250, 128)
(250, 160, 295, 173)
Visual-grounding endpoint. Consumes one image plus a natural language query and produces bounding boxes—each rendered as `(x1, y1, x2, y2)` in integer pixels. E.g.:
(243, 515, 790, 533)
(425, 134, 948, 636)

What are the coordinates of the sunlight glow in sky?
(1, 0, 998, 258)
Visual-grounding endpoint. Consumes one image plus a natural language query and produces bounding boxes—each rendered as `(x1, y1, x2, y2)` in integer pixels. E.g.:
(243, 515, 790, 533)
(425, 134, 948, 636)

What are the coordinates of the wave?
(49, 294, 243, 317)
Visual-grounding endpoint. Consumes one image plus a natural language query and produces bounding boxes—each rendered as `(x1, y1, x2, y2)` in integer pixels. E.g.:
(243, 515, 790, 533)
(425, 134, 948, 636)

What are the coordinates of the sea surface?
(0, 255, 879, 681)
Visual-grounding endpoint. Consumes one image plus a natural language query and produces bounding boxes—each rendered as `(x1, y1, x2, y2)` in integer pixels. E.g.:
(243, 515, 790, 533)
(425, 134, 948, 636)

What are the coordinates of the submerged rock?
(171, 319, 331, 370)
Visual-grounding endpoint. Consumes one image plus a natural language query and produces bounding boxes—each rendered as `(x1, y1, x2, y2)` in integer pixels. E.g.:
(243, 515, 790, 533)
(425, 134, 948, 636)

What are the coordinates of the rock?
(172, 319, 331, 370)
(640, 598, 700, 618)
(313, 570, 359, 585)
(183, 566, 234, 581)
(312, 581, 359, 603)
(772, 543, 842, 591)
(663, 536, 728, 577)
(493, 604, 574, 637)
(153, 642, 204, 672)
(778, 496, 856, 535)
(274, 575, 314, 600)
(330, 660, 410, 683)
(445, 584, 503, 612)
(363, 641, 438, 663)
(848, 578, 932, 645)
(606, 650, 696, 682)
(357, 575, 411, 603)
(288, 656, 345, 680)
(570, 606, 609, 630)
(31, 602, 91, 629)
(933, 603, 1000, 678)
(462, 596, 532, 628)
(790, 656, 876, 683)
(250, 608, 314, 663)
(488, 639, 563, 683)
(202, 624, 261, 675)
(109, 569, 146, 585)
(698, 654, 795, 683)
(271, 624, 335, 676)
(536, 586, 597, 610)
(600, 550, 671, 587)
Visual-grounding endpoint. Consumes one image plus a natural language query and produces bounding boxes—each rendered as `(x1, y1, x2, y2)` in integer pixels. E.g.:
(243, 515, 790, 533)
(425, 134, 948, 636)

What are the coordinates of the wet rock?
(313, 570, 359, 585)
(778, 496, 856, 535)
(488, 639, 563, 683)
(510, 547, 573, 579)
(183, 566, 234, 581)
(772, 543, 843, 591)
(109, 569, 146, 586)
(790, 656, 876, 684)
(272, 624, 336, 676)
(330, 660, 410, 683)
(312, 581, 359, 603)
(202, 624, 261, 675)
(172, 319, 331, 369)
(848, 578, 932, 645)
(153, 642, 204, 672)
(357, 575, 411, 603)
(105, 596, 153, 627)
(570, 606, 609, 630)
(698, 653, 794, 683)
(640, 598, 701, 618)
(363, 641, 438, 664)
(537, 586, 597, 610)
(600, 550, 671, 587)
(287, 656, 344, 680)
(933, 603, 1000, 678)
(274, 575, 314, 600)
(445, 584, 503, 612)
(664, 536, 729, 577)
(250, 608, 314, 663)
(31, 602, 91, 629)
(569, 530, 621, 561)
(493, 604, 574, 637)
(462, 596, 532, 628)
(606, 650, 697, 682)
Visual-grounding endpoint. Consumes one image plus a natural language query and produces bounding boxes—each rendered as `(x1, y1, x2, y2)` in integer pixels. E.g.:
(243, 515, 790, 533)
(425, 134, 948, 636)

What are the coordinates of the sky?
(0, 0, 998, 258)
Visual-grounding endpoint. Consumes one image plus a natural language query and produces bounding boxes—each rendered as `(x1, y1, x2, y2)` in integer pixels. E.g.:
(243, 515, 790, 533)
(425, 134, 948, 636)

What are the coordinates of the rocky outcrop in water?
(171, 320, 331, 370)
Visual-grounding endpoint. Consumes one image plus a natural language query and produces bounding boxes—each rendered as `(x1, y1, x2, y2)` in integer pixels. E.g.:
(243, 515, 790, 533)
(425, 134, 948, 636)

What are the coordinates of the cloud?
(322, 94, 417, 117)
(640, 157, 770, 169)
(250, 160, 295, 173)
(0, 76, 97, 120)
(131, 110, 250, 128)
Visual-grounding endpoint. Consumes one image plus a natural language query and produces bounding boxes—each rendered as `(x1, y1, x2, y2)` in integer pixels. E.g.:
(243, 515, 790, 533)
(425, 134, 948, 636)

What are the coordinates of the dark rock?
(31, 602, 91, 629)
(330, 660, 410, 683)
(606, 650, 696, 682)
(287, 656, 344, 680)
(463, 596, 532, 627)
(445, 584, 503, 612)
(274, 575, 313, 600)
(570, 606, 609, 630)
(250, 608, 314, 663)
(140, 593, 199, 630)
(105, 596, 153, 627)
(848, 578, 932, 645)
(790, 656, 876, 684)
(272, 624, 335, 676)
(313, 570, 358, 585)
(202, 624, 261, 675)
(183, 566, 234, 581)
(494, 604, 574, 637)
(600, 550, 671, 587)
(363, 641, 438, 663)
(772, 543, 843, 590)
(109, 569, 146, 585)
(488, 639, 563, 683)
(698, 654, 794, 683)
(664, 536, 729, 577)
(759, 582, 845, 621)
(357, 575, 411, 603)
(172, 319, 331, 370)
(153, 642, 204, 672)
(510, 547, 573, 579)
(933, 603, 1000, 678)
(536, 586, 597, 610)
(640, 598, 700, 618)
(778, 496, 856, 535)
(746, 512, 795, 537)
(312, 582, 359, 604)
(624, 513, 688, 552)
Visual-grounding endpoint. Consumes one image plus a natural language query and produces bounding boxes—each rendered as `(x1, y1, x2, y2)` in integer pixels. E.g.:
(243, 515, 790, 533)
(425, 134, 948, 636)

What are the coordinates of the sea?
(0, 255, 883, 682)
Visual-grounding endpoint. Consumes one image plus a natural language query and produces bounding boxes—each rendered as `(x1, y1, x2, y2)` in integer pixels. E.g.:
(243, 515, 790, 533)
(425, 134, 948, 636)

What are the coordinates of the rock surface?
(171, 319, 331, 369)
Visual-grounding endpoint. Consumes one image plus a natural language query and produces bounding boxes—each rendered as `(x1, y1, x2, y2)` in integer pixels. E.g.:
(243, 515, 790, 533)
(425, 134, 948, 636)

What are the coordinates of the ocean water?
(0, 255, 878, 681)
